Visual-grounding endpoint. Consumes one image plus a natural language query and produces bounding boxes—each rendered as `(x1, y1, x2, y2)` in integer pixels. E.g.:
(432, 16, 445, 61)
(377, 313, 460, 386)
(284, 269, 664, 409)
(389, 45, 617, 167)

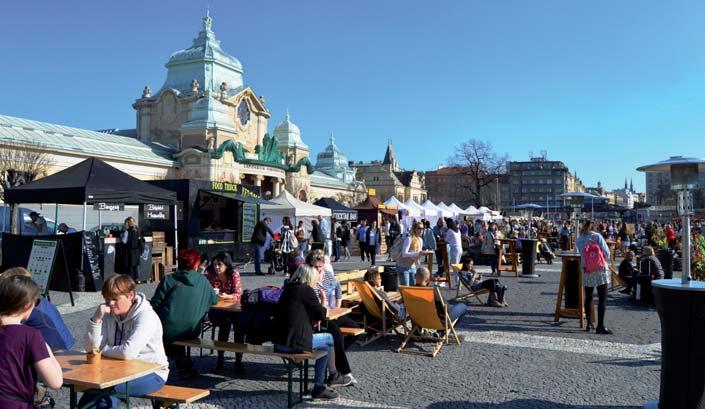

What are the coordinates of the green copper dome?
(316, 134, 356, 184)
(273, 111, 308, 151)
(159, 12, 244, 95)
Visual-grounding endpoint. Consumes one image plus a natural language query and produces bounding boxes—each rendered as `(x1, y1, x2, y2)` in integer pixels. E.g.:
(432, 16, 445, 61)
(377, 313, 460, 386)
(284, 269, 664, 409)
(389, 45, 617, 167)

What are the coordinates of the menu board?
(83, 232, 103, 292)
(144, 204, 170, 220)
(241, 203, 257, 242)
(26, 239, 58, 295)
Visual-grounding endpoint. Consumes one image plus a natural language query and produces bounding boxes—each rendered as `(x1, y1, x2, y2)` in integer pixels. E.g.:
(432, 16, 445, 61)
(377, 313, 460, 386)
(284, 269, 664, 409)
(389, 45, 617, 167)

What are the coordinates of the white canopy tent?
(448, 203, 469, 216)
(383, 196, 410, 212)
(436, 202, 456, 219)
(402, 198, 424, 218)
(422, 200, 442, 224)
(466, 205, 490, 221)
(261, 190, 331, 236)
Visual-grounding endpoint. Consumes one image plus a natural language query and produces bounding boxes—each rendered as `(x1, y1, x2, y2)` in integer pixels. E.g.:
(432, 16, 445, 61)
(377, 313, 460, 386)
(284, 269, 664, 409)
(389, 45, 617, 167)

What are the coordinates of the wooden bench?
(174, 339, 325, 408)
(336, 269, 368, 305)
(339, 327, 366, 336)
(146, 385, 210, 408)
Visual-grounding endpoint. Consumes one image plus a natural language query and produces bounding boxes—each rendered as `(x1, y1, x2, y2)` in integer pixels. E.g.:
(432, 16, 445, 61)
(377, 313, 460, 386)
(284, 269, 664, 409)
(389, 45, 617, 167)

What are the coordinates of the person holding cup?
(79, 274, 169, 408)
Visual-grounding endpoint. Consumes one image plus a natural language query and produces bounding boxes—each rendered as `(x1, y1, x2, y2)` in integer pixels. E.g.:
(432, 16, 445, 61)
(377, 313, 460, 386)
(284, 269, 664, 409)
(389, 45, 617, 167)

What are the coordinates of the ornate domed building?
(0, 13, 364, 204)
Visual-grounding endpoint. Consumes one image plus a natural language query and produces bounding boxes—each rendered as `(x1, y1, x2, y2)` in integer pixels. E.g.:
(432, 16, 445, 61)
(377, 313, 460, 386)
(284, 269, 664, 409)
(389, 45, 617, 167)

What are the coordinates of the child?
(0, 275, 63, 408)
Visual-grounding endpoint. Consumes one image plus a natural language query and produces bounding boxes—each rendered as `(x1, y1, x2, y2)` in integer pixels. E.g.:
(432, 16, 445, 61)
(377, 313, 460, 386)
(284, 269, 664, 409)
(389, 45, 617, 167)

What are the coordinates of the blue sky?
(2, 0, 704, 191)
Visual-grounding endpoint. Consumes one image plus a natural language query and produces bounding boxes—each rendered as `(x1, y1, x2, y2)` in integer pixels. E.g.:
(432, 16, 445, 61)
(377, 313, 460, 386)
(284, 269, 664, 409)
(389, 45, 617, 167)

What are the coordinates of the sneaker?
(327, 373, 352, 388)
(343, 373, 357, 385)
(491, 300, 504, 307)
(618, 288, 631, 295)
(312, 385, 339, 400)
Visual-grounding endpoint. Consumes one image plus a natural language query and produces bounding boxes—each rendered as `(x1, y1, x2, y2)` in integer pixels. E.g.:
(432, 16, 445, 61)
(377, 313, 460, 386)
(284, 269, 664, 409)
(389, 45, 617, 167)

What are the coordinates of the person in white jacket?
(78, 274, 169, 408)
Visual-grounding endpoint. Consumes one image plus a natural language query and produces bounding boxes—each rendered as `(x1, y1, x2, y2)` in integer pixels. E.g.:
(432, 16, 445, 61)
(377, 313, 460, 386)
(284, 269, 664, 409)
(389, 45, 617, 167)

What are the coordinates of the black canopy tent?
(313, 197, 358, 222)
(2, 157, 178, 294)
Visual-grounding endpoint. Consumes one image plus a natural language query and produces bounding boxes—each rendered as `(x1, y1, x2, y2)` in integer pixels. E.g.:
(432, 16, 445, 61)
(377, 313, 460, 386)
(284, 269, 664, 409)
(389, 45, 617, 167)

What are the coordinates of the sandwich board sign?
(26, 239, 58, 295)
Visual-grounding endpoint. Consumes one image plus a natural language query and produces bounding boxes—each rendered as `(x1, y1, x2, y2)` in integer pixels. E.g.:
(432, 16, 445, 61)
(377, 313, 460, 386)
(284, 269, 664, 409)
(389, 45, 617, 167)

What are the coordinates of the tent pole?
(173, 204, 179, 256)
(54, 203, 59, 234)
(82, 202, 87, 231)
(98, 209, 102, 233)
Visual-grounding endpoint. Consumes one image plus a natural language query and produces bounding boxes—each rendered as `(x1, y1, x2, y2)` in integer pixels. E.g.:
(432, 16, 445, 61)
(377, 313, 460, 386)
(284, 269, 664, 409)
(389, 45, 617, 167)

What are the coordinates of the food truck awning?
(204, 190, 278, 206)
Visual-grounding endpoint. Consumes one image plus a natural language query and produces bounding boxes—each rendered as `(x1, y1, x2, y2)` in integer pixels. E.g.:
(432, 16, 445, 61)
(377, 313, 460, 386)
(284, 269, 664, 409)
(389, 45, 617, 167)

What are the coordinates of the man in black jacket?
(250, 217, 274, 275)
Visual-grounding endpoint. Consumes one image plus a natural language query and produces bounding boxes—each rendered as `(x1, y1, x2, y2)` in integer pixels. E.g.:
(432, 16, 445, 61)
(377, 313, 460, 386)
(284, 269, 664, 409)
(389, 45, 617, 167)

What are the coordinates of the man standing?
(319, 215, 332, 257)
(151, 248, 217, 379)
(332, 218, 341, 262)
(432, 218, 447, 276)
(357, 220, 368, 262)
(366, 220, 381, 265)
(251, 217, 274, 275)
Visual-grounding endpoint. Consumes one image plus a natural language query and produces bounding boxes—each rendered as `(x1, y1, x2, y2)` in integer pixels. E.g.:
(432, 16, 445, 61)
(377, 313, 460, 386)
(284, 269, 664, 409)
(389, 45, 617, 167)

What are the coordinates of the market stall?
(2, 157, 177, 291)
(354, 196, 397, 226)
(146, 179, 271, 260)
(261, 190, 331, 235)
(313, 197, 358, 223)
(422, 200, 442, 225)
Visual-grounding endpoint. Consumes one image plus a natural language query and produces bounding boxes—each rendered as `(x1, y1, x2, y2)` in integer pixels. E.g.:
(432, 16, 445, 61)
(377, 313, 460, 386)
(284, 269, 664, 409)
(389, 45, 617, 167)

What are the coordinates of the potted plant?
(652, 229, 674, 279)
(692, 233, 705, 281)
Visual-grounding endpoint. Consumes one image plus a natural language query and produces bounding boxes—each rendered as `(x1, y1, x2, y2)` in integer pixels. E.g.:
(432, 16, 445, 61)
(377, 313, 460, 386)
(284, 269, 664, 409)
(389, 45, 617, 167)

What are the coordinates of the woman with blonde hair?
(576, 220, 612, 334)
(120, 216, 144, 280)
(273, 264, 339, 400)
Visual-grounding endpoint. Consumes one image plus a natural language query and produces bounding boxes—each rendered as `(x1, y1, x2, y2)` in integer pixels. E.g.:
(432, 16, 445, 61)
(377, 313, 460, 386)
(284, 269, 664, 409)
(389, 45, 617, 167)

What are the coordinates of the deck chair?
(608, 265, 628, 292)
(352, 280, 408, 346)
(396, 285, 462, 357)
(451, 263, 490, 304)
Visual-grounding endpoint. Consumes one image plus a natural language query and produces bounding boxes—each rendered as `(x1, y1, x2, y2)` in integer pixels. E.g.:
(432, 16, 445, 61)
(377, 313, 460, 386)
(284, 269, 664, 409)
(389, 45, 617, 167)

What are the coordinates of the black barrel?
(382, 265, 398, 292)
(520, 239, 538, 276)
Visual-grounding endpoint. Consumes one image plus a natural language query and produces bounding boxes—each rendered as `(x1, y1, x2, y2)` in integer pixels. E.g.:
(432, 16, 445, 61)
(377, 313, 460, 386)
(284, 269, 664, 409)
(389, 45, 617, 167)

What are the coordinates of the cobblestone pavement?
(48, 256, 660, 408)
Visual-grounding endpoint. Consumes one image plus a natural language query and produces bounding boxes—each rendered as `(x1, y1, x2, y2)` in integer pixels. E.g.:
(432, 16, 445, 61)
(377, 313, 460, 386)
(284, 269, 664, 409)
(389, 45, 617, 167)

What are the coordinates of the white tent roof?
(261, 190, 332, 217)
(448, 203, 469, 215)
(422, 200, 442, 218)
(436, 202, 455, 218)
(383, 196, 409, 211)
(478, 206, 492, 213)
(402, 198, 424, 217)
(465, 205, 481, 215)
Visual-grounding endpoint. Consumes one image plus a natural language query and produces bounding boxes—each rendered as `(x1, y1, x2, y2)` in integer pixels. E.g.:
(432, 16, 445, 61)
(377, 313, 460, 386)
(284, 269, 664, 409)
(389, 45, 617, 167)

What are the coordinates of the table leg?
(70, 385, 77, 409)
(124, 381, 130, 409)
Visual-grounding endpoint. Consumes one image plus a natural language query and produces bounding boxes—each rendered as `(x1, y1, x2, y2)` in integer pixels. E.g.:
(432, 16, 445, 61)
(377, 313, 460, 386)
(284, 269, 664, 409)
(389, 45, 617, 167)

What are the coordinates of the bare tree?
(448, 139, 508, 207)
(0, 144, 53, 200)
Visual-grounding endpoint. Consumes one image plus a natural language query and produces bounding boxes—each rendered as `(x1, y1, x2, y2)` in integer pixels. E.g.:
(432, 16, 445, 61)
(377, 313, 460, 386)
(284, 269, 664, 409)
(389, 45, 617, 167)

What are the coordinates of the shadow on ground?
(426, 400, 642, 409)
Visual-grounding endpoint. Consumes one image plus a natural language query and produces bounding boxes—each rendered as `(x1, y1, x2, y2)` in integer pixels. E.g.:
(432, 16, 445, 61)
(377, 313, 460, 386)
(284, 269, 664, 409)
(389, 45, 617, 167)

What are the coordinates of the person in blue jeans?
(396, 222, 434, 286)
(79, 274, 169, 408)
(273, 265, 340, 400)
(415, 267, 468, 323)
(250, 217, 274, 275)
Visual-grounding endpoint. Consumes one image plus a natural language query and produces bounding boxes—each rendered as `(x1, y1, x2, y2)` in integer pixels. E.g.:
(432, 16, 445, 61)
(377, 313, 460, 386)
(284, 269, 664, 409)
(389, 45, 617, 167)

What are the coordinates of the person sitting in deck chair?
(457, 256, 508, 307)
(363, 268, 406, 320)
(414, 267, 468, 323)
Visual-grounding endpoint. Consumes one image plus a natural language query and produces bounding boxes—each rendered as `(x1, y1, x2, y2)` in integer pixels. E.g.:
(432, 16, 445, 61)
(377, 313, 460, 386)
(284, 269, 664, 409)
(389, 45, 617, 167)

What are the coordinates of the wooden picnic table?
(56, 350, 163, 409)
(211, 300, 352, 321)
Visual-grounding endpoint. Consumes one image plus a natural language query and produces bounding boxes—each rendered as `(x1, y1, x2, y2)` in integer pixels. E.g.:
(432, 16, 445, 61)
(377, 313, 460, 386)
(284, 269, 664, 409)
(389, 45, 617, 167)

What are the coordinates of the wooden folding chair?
(396, 285, 462, 357)
(451, 263, 490, 304)
(352, 280, 408, 346)
(608, 265, 628, 292)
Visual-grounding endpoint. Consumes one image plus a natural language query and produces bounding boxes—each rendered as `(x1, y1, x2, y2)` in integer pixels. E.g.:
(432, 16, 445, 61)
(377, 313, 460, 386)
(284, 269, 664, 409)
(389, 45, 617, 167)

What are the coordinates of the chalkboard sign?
(93, 203, 125, 211)
(83, 232, 103, 292)
(241, 203, 257, 242)
(144, 204, 170, 220)
(27, 239, 58, 295)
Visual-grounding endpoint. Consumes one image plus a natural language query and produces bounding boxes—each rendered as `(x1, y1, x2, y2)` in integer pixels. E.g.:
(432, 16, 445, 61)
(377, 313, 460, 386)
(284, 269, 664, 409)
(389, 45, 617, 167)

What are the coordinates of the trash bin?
(648, 280, 705, 408)
(657, 249, 674, 279)
(520, 239, 538, 276)
(382, 265, 398, 292)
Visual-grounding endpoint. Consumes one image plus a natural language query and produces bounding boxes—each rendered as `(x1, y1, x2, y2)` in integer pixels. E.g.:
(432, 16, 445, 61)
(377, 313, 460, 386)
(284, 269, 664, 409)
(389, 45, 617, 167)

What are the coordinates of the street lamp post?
(638, 156, 705, 409)
(559, 192, 599, 253)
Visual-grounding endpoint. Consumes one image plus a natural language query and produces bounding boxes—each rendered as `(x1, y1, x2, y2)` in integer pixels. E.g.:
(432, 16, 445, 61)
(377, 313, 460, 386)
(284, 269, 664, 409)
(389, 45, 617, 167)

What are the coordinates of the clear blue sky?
(2, 0, 705, 191)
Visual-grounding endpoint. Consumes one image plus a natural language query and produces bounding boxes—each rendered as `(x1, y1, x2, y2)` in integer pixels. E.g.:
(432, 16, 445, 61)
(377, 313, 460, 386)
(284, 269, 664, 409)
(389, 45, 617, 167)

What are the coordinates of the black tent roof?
(314, 197, 358, 221)
(4, 157, 177, 205)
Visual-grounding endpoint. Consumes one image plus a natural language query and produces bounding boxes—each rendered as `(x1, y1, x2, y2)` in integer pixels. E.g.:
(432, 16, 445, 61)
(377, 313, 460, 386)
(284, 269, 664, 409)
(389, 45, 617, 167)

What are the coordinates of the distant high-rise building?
(507, 156, 585, 211)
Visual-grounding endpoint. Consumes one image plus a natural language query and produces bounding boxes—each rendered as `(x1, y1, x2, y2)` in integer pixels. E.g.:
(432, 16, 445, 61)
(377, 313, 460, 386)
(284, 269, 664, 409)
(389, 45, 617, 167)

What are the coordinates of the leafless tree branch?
(0, 144, 53, 200)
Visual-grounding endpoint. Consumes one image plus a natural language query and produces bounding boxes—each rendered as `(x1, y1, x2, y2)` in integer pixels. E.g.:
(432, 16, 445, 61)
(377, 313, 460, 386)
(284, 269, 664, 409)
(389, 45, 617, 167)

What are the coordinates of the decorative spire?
(630, 178, 634, 192)
(329, 131, 335, 146)
(203, 8, 213, 31)
(285, 109, 291, 123)
(624, 178, 627, 190)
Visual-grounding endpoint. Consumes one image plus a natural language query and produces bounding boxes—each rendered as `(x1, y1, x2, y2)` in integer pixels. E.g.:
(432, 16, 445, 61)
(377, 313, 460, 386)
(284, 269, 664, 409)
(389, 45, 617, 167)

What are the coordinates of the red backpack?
(582, 239, 606, 273)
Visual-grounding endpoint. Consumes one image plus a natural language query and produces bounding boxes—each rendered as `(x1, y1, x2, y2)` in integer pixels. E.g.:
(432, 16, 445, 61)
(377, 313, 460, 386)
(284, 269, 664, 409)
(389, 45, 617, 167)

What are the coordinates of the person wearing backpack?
(576, 220, 612, 335)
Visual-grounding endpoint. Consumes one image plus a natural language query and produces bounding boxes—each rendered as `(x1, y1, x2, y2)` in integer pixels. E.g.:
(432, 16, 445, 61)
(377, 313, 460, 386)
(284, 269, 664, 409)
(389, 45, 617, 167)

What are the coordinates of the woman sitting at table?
(2, 267, 75, 351)
(273, 264, 339, 400)
(80, 274, 169, 409)
(0, 275, 63, 409)
(457, 255, 508, 307)
(310, 252, 358, 386)
(205, 252, 242, 370)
